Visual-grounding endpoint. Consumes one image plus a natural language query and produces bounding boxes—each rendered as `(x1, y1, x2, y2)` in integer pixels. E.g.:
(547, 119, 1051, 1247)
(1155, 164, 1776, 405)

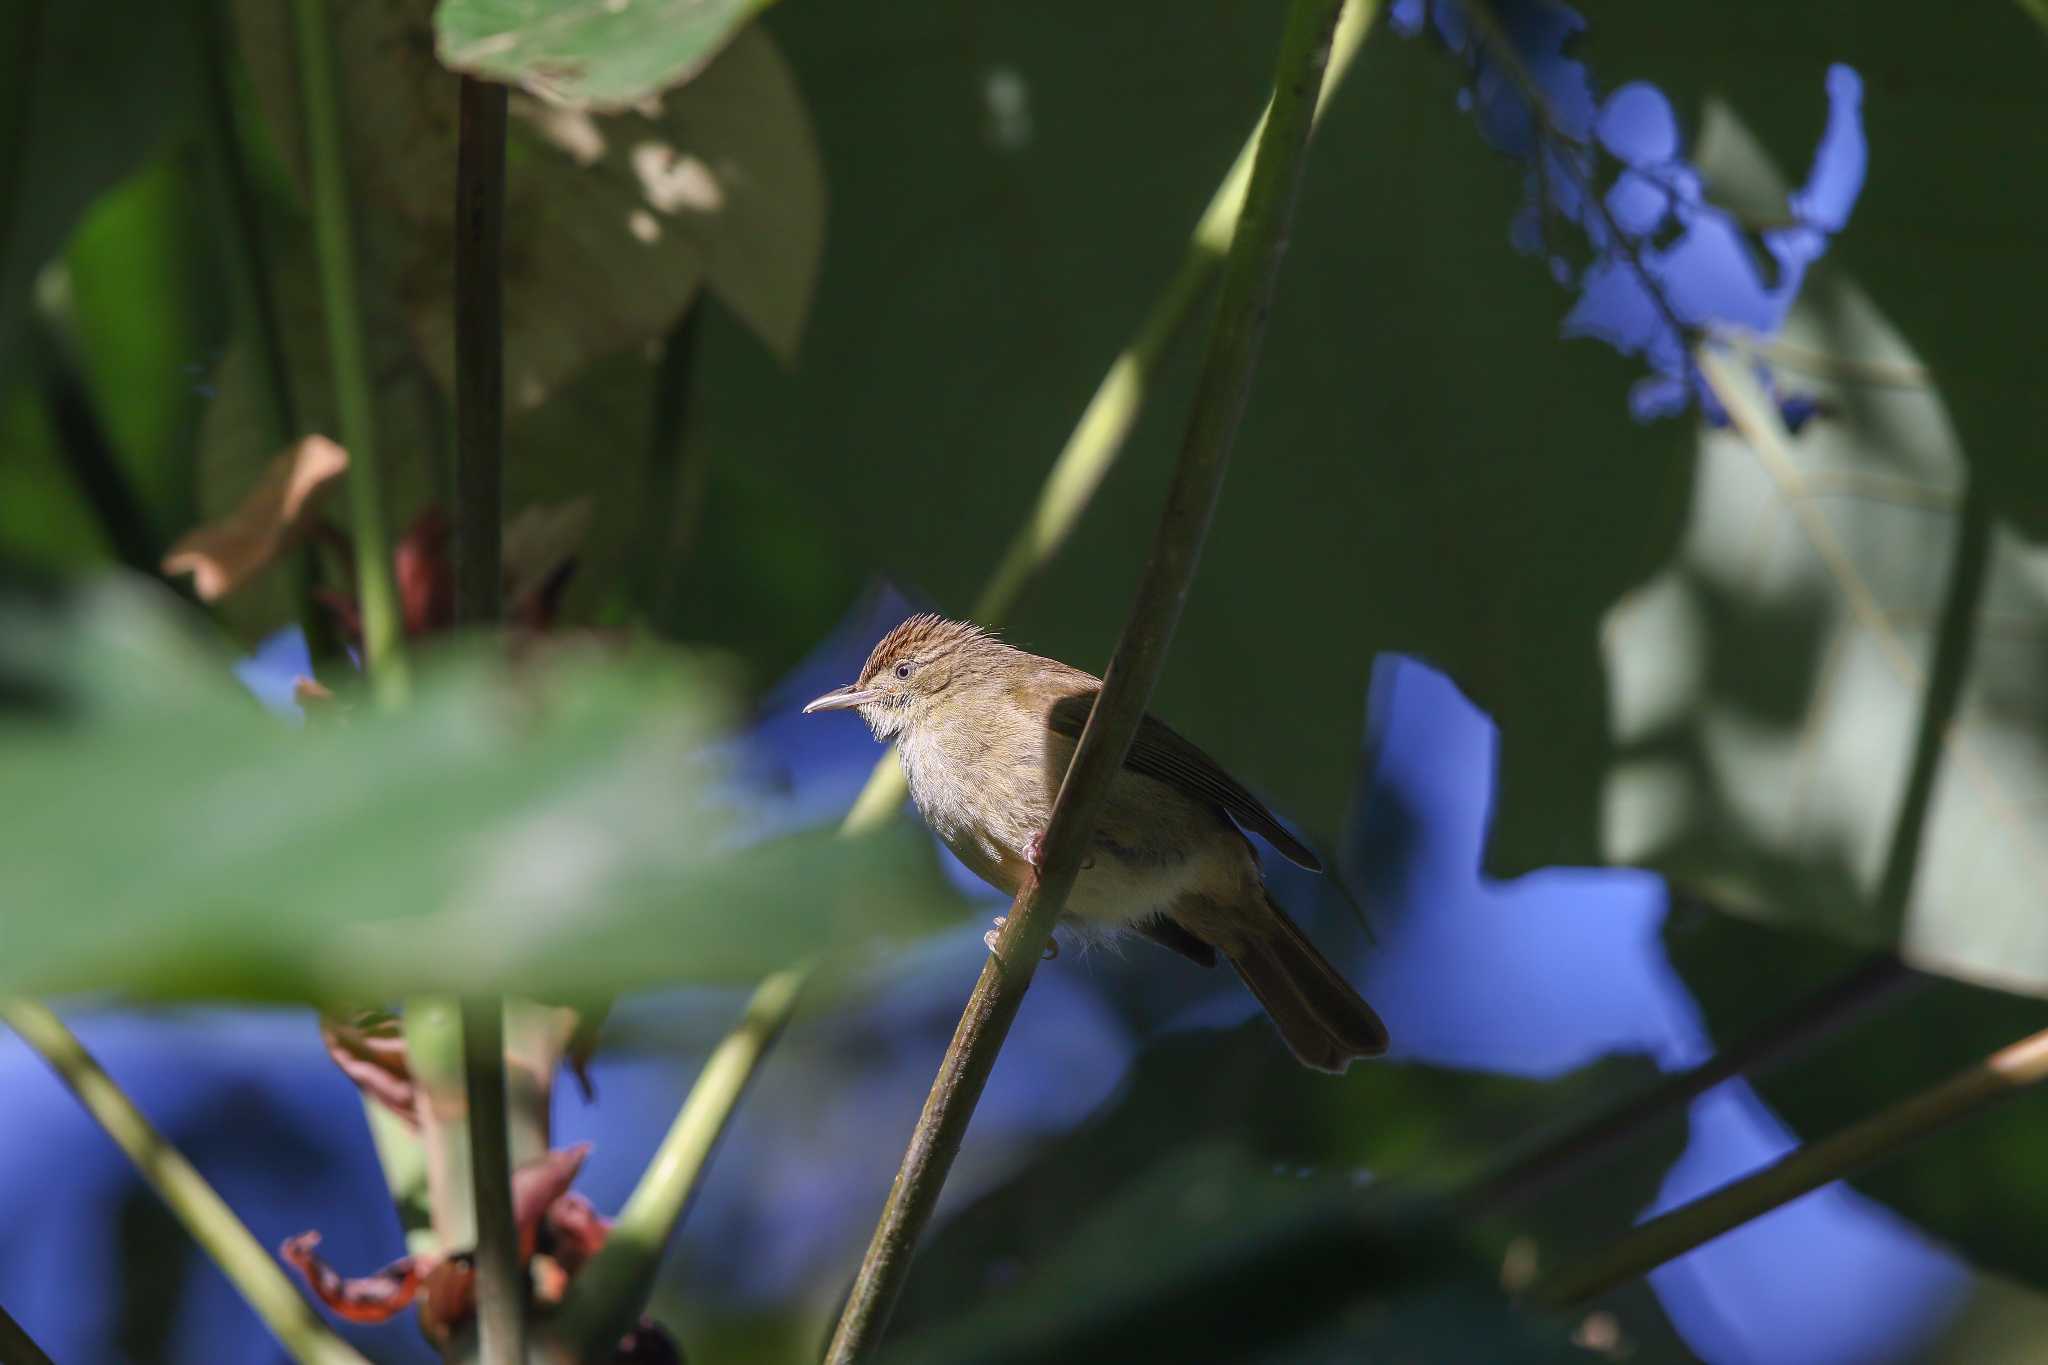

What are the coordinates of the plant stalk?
(290, 0, 408, 702)
(549, 968, 806, 1356)
(451, 72, 521, 1365)
(822, 4, 1350, 1357)
(1530, 1026, 2048, 1307)
(0, 1001, 368, 1365)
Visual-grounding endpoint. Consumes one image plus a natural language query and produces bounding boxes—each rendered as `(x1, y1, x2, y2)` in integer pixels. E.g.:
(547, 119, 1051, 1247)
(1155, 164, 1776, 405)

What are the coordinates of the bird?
(803, 613, 1388, 1072)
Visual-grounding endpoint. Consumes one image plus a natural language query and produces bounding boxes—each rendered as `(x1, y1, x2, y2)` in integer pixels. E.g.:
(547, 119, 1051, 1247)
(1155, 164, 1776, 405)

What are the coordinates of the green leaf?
(1574, 3, 2048, 992)
(233, 0, 821, 394)
(0, 574, 961, 1002)
(434, 0, 771, 112)
(0, 2, 201, 369)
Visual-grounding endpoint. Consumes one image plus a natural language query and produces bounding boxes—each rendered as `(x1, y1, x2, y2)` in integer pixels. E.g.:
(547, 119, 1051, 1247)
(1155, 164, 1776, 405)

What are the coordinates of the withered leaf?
(162, 436, 348, 602)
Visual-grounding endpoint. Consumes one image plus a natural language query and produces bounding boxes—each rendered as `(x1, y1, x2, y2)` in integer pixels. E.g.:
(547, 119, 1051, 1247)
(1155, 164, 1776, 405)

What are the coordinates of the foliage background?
(3, 0, 2047, 1361)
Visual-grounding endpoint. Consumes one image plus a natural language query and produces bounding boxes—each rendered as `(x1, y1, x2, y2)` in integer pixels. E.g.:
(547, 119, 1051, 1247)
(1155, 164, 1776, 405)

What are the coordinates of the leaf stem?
(548, 968, 807, 1357)
(461, 1000, 525, 1365)
(290, 0, 408, 702)
(1456, 944, 1921, 1214)
(1530, 1025, 2048, 1307)
(451, 74, 522, 1364)
(0, 1001, 368, 1365)
(821, 4, 1350, 1358)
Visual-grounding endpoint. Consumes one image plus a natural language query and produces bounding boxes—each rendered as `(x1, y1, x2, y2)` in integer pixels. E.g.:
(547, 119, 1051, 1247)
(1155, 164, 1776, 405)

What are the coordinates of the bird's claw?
(984, 915, 1059, 960)
(1024, 832, 1046, 869)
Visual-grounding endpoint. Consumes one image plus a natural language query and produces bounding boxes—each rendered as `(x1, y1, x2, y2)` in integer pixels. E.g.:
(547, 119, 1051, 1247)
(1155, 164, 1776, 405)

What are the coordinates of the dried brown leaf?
(162, 436, 347, 601)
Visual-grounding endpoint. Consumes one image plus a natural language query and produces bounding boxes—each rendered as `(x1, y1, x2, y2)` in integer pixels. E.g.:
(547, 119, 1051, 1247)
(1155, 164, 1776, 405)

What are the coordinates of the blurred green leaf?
(1666, 908, 2048, 1293)
(0, 574, 960, 1002)
(233, 1, 821, 393)
(434, 0, 771, 111)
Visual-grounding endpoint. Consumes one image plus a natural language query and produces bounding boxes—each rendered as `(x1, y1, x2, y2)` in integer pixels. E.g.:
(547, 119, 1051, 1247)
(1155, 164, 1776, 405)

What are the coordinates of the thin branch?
(1456, 948, 1922, 1214)
(188, 0, 296, 446)
(822, 4, 1350, 1358)
(461, 1001, 524, 1365)
(453, 76, 520, 1364)
(548, 968, 806, 1357)
(1530, 1025, 2048, 1307)
(290, 0, 408, 702)
(0, 1301, 55, 1365)
(0, 1001, 368, 1365)
(639, 304, 707, 621)
(453, 76, 506, 628)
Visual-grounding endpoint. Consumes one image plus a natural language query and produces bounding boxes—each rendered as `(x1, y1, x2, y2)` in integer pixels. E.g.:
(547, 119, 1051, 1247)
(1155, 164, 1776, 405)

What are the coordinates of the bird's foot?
(983, 915, 1059, 960)
(1024, 831, 1046, 869)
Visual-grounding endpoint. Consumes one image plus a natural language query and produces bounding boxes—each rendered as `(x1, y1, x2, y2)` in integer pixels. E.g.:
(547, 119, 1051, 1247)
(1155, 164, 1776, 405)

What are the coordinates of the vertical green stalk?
(451, 72, 521, 1365)
(290, 0, 407, 703)
(823, 4, 1350, 1358)
(0, 1001, 368, 1365)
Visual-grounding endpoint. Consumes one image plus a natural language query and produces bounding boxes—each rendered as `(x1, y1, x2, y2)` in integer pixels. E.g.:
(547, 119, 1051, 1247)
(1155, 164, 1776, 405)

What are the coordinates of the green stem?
(548, 968, 806, 1357)
(1455, 947, 1919, 1214)
(822, 5, 1350, 1358)
(1530, 1025, 2048, 1308)
(290, 0, 407, 703)
(451, 72, 521, 1364)
(404, 998, 477, 1252)
(188, 0, 295, 448)
(0, 1300, 55, 1365)
(640, 304, 708, 621)
(461, 1000, 525, 1365)
(0, 1001, 368, 1365)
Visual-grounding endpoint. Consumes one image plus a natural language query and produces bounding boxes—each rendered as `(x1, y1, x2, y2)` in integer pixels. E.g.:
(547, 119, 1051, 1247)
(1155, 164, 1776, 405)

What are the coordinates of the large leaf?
(0, 2, 200, 369)
(232, 1, 821, 395)
(0, 575, 960, 1002)
(435, 0, 771, 111)
(1583, 20, 2048, 992)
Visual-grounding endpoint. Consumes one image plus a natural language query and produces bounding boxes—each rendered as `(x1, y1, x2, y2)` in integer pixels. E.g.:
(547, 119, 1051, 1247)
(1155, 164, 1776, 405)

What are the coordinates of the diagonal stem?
(0, 1300, 55, 1365)
(1530, 1025, 2048, 1307)
(0, 1001, 368, 1365)
(822, 4, 1352, 1358)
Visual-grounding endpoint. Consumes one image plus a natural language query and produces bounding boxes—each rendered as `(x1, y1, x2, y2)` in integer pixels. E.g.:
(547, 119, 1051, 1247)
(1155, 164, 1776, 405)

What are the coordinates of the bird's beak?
(802, 683, 879, 715)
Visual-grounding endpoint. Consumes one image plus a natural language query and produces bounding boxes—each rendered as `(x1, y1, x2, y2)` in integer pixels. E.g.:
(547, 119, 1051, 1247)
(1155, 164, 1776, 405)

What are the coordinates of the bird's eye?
(894, 661, 914, 680)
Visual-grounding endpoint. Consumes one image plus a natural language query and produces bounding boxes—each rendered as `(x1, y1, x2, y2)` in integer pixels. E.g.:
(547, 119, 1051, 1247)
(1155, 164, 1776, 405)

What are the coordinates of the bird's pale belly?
(900, 726, 1242, 932)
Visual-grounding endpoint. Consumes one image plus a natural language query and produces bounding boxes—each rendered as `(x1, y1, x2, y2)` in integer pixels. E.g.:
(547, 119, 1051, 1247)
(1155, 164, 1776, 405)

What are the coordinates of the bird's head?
(802, 614, 1006, 740)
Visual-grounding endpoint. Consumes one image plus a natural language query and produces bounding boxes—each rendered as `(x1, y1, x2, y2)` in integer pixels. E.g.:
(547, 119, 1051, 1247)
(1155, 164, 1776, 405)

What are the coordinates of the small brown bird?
(804, 614, 1388, 1072)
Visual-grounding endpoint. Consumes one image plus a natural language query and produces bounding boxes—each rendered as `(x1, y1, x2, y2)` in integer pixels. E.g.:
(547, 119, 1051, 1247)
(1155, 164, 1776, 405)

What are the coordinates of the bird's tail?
(1223, 895, 1389, 1073)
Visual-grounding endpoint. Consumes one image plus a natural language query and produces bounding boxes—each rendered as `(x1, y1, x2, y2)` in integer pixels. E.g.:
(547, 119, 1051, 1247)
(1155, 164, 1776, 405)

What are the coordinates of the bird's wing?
(1044, 691, 1323, 872)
